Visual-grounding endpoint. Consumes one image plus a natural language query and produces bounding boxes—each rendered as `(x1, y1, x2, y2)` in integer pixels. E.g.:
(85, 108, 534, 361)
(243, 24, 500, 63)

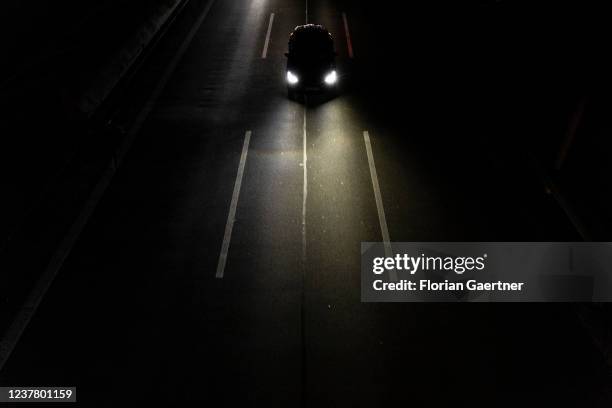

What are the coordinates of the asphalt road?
(0, 0, 609, 406)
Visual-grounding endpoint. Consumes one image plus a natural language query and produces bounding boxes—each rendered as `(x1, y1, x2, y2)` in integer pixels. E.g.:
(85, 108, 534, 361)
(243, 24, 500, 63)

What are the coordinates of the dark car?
(285, 24, 337, 98)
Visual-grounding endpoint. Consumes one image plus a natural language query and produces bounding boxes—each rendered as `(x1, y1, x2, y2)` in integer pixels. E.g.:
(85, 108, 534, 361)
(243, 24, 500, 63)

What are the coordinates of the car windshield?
(289, 32, 333, 59)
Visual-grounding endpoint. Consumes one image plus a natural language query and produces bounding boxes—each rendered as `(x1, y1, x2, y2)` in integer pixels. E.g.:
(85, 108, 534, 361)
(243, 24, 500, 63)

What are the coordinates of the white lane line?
(302, 106, 308, 263)
(363, 131, 396, 281)
(261, 13, 275, 59)
(0, 0, 217, 372)
(216, 131, 251, 278)
(342, 12, 354, 58)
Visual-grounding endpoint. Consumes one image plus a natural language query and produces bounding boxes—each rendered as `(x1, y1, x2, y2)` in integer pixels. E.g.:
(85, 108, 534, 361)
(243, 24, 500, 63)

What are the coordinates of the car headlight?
(286, 71, 299, 85)
(324, 70, 337, 85)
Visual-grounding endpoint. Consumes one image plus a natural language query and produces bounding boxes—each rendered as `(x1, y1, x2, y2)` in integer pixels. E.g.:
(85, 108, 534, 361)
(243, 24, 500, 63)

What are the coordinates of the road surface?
(0, 0, 608, 406)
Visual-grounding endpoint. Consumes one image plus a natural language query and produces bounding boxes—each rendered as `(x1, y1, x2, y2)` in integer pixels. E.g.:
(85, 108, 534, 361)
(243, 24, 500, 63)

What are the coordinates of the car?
(285, 24, 338, 98)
